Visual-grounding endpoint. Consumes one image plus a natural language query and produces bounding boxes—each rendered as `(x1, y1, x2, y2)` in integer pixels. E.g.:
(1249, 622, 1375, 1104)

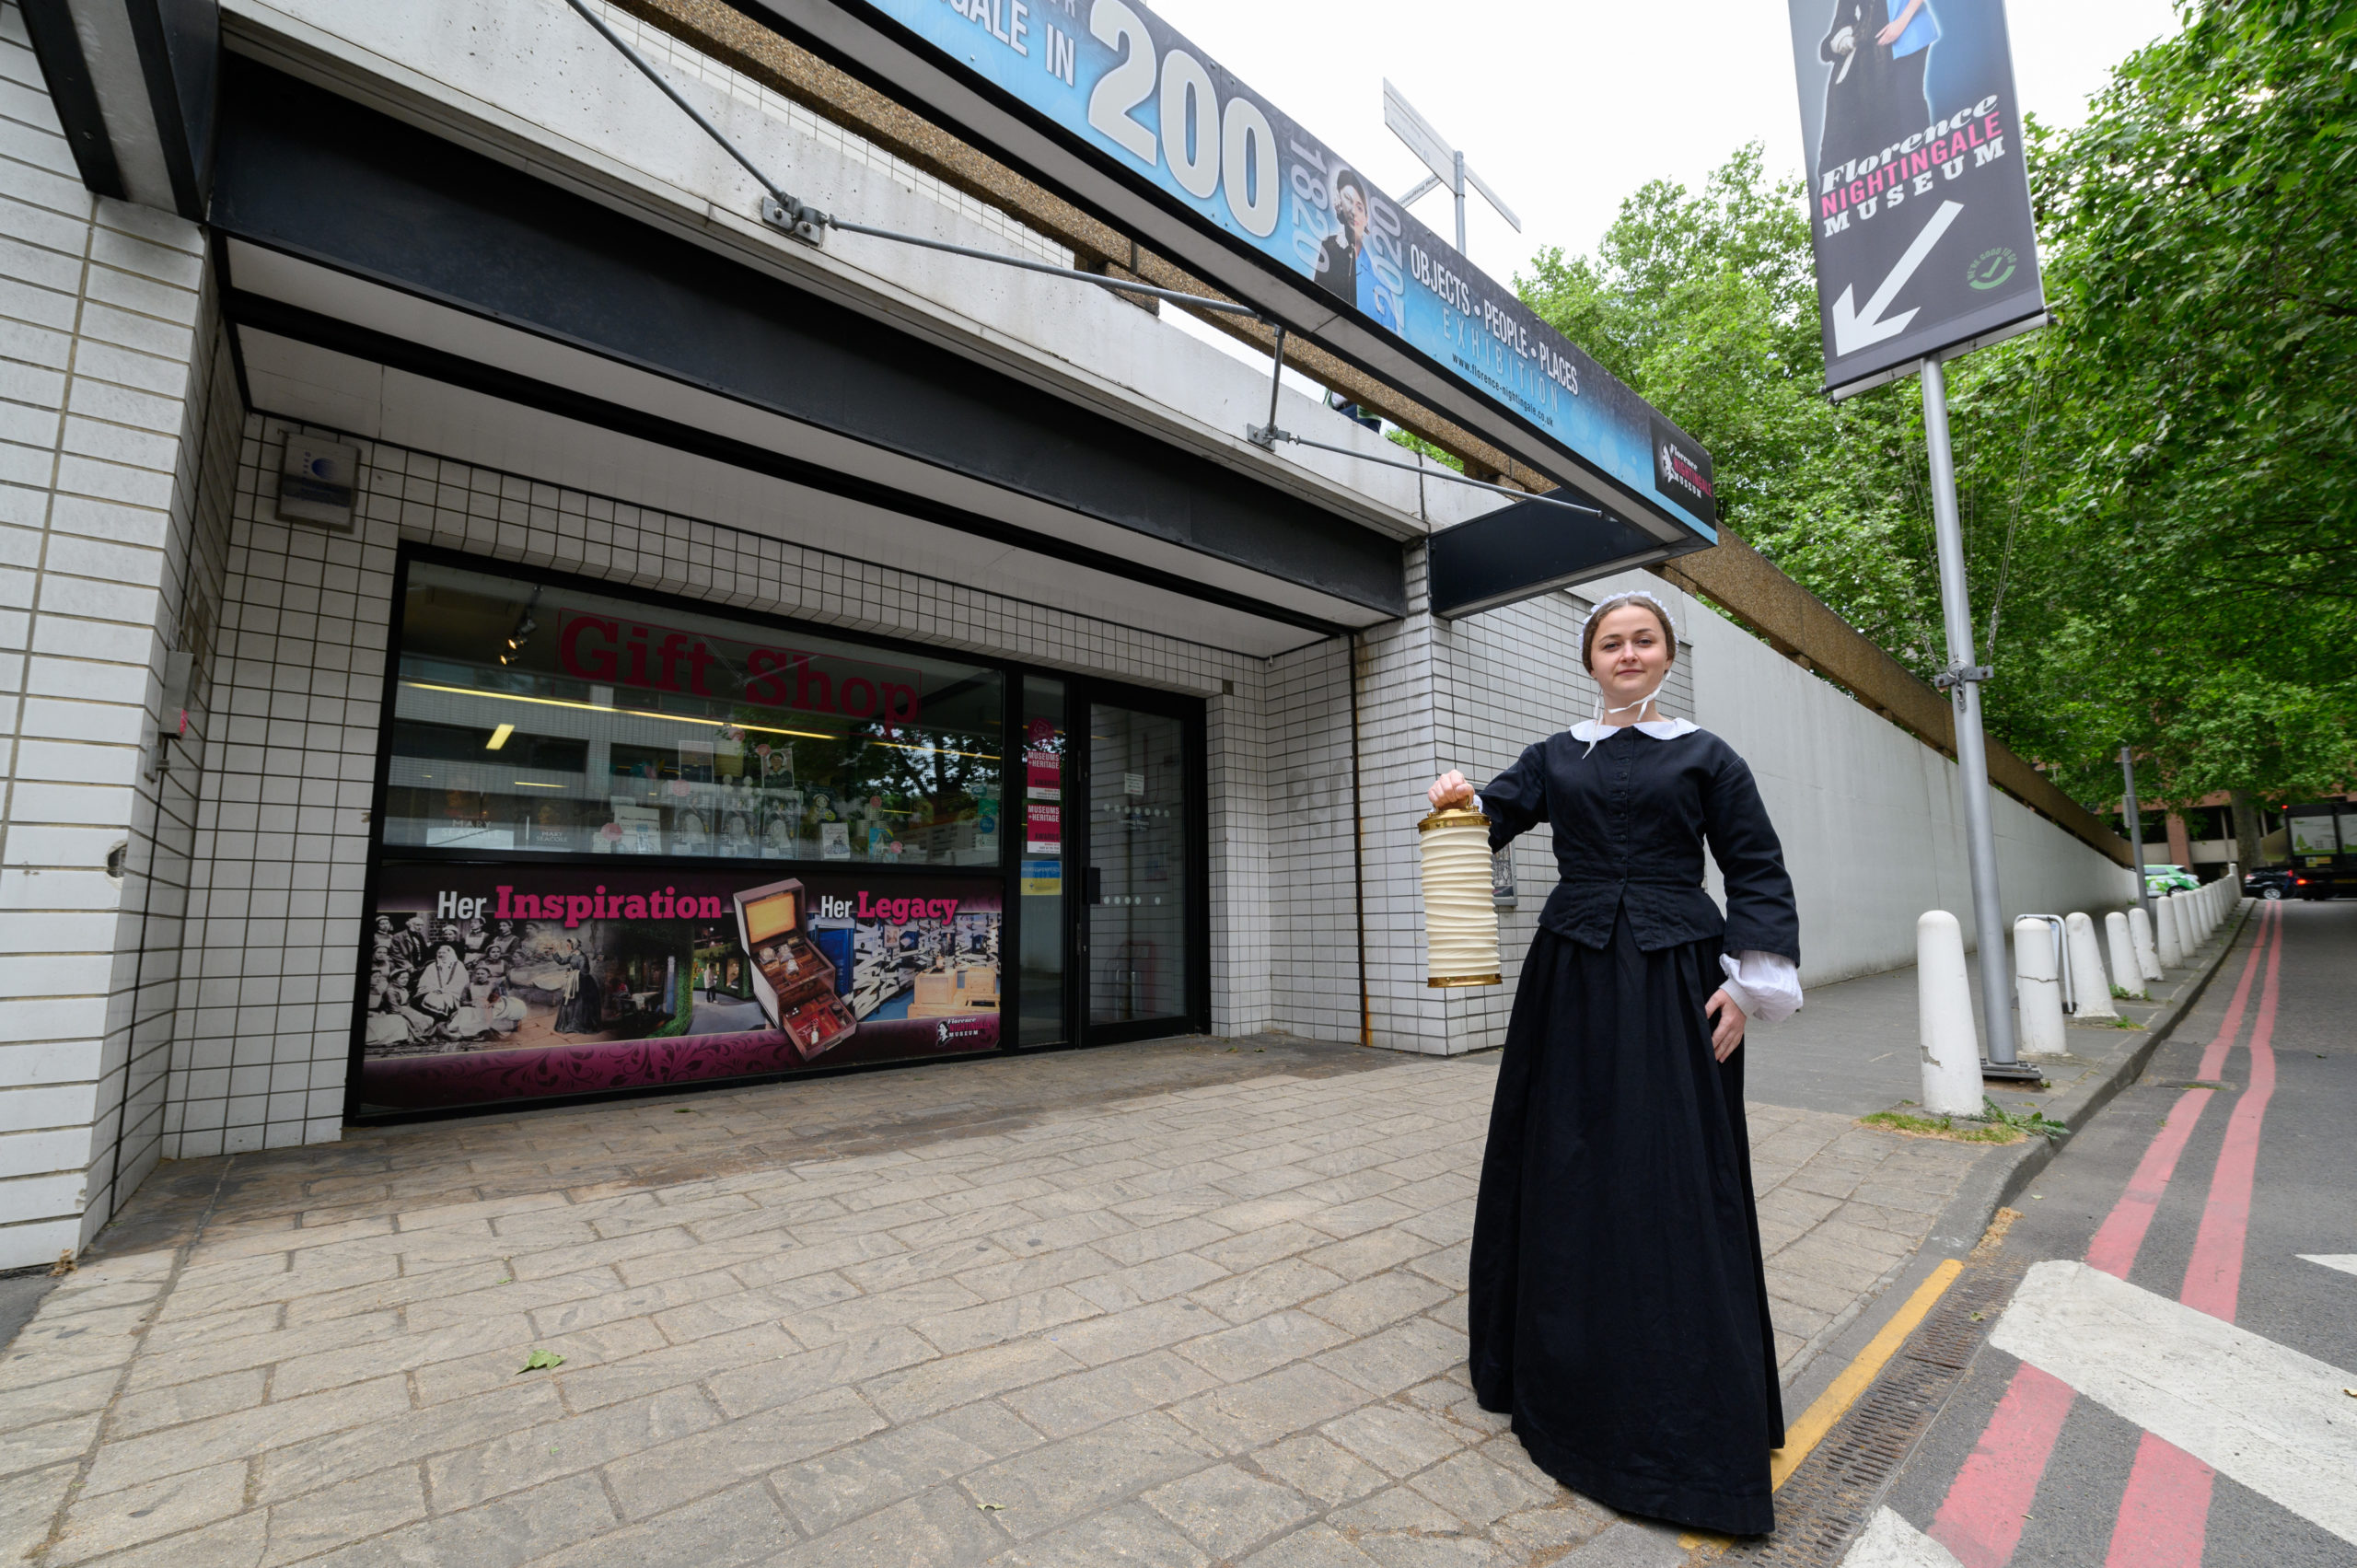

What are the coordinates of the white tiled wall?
(167, 415, 1292, 1156)
(1258, 549, 1703, 1059)
(0, 0, 235, 1268)
(180, 409, 1683, 1149)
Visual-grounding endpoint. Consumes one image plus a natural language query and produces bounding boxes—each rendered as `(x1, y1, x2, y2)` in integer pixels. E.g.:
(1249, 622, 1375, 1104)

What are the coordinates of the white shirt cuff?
(1719, 950, 1803, 1023)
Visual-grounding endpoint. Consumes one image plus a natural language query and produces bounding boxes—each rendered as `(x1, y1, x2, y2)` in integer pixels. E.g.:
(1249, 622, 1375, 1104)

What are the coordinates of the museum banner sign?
(749, 0, 1719, 552)
(1784, 0, 2047, 394)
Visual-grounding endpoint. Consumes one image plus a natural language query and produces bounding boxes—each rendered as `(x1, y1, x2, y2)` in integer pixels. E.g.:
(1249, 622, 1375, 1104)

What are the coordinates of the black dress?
(1815, 0, 1931, 178)
(1469, 724, 1799, 1536)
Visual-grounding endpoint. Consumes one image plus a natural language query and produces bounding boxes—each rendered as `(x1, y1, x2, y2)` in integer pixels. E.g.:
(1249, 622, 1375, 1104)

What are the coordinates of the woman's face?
(1588, 604, 1672, 705)
(1334, 186, 1367, 243)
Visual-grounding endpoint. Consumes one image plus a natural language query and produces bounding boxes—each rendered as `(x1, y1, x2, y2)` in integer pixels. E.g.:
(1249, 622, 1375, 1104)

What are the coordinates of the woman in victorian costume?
(1427, 591, 1802, 1537)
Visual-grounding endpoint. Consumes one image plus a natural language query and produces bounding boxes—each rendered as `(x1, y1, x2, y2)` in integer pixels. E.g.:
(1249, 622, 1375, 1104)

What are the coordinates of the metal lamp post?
(1921, 354, 2032, 1076)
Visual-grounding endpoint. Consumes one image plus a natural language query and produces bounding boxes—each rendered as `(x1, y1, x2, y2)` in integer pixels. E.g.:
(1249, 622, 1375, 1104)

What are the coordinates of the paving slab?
(4, 1014, 2081, 1563)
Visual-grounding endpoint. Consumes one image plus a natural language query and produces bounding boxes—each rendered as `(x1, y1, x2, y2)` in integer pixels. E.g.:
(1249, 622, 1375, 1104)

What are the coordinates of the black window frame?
(344, 543, 1208, 1122)
(1065, 676, 1214, 1046)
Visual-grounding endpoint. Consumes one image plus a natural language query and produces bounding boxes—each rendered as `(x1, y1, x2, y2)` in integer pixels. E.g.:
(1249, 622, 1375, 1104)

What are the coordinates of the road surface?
(1852, 898, 2357, 1567)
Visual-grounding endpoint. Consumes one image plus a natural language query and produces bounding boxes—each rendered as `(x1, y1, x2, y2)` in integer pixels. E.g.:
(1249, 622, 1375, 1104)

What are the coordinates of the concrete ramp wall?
(1653, 579, 2137, 984)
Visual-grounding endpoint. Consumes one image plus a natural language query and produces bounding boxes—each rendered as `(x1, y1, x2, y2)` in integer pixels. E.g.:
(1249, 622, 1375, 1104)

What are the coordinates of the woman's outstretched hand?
(1428, 771, 1475, 811)
(1704, 988, 1747, 1062)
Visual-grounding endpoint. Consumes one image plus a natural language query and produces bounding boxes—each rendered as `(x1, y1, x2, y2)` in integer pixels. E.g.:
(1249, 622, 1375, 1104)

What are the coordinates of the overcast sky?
(1149, 0, 2181, 279)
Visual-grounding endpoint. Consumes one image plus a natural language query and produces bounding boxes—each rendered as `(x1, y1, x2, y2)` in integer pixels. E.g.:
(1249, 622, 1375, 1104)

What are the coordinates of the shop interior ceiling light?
(1420, 807, 1500, 986)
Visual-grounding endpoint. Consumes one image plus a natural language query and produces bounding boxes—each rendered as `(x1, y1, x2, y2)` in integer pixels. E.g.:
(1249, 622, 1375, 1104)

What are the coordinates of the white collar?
(1570, 716, 1698, 742)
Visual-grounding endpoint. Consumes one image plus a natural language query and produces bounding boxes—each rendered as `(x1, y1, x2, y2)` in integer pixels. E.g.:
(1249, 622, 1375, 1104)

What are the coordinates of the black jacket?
(1482, 726, 1800, 961)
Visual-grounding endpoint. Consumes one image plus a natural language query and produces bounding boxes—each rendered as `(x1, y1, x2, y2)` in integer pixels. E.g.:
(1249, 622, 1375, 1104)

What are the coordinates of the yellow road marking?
(1771, 1258, 1964, 1489)
(1678, 1259, 1968, 1551)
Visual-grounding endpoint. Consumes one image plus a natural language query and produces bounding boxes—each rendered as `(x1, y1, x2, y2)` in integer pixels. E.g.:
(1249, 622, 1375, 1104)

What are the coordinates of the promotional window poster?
(357, 863, 1003, 1112)
(1785, 0, 2047, 392)
(831, 0, 1716, 540)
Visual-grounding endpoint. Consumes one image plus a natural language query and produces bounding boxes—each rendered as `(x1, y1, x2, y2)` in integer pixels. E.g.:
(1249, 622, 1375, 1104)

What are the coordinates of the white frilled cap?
(1576, 588, 1681, 649)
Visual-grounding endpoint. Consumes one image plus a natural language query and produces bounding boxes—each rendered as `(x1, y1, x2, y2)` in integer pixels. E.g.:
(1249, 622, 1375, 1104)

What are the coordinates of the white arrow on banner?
(1830, 201, 1965, 357)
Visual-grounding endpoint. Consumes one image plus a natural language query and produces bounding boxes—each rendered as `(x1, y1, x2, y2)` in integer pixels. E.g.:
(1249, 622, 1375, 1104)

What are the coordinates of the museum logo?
(1649, 415, 1716, 521)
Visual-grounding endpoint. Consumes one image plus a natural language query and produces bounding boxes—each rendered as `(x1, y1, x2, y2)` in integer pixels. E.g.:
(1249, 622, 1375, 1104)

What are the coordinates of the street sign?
(1382, 80, 1521, 255)
(1785, 0, 2047, 395)
(751, 0, 1719, 558)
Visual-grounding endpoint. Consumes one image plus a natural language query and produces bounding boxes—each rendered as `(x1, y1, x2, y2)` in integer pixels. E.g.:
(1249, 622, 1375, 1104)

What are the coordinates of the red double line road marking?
(2083, 902, 2273, 1281)
(2101, 902, 2284, 1568)
(1926, 902, 2279, 1568)
(1929, 1361, 2078, 1567)
(2182, 910, 2283, 1319)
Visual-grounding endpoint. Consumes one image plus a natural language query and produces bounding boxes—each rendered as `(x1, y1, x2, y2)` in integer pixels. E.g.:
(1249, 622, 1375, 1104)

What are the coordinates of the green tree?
(1516, 1, 2357, 820)
(2025, 0, 2357, 807)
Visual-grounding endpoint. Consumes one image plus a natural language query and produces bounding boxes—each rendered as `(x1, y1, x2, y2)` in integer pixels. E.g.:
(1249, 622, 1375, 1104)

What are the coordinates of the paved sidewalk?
(0, 1031, 1988, 1568)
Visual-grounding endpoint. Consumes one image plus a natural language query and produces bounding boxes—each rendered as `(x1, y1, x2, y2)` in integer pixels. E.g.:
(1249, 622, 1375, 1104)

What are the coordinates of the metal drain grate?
(1723, 1260, 2026, 1566)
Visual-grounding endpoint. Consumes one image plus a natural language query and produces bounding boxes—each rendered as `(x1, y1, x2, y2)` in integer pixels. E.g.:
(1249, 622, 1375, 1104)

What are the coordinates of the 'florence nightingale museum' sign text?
(751, 0, 1719, 553)
(1784, 0, 2047, 393)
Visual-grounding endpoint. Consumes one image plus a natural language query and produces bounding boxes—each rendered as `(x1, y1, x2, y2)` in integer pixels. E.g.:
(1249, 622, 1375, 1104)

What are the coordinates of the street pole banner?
(1786, 0, 2046, 394)
(761, 0, 1718, 549)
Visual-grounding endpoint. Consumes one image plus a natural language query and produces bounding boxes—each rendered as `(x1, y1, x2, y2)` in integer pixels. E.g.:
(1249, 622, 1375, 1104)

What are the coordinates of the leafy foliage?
(1517, 2, 2357, 815)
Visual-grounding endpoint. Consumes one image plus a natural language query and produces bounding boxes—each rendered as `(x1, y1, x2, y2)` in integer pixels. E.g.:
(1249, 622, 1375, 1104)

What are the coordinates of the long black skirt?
(1468, 914, 1784, 1536)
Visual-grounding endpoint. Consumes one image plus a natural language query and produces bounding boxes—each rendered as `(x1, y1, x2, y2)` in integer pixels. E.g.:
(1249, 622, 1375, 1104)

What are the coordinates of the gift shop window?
(385, 559, 1005, 867)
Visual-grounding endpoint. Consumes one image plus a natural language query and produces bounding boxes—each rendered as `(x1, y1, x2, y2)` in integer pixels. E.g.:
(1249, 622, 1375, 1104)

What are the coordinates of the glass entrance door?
(1083, 699, 1196, 1037)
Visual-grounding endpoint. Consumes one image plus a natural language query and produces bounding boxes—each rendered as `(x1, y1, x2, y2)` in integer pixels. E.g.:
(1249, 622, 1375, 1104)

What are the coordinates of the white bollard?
(2106, 912, 2145, 1001)
(2130, 906, 2163, 981)
(1918, 911, 1984, 1117)
(2066, 912, 2117, 1018)
(2157, 894, 2184, 969)
(2015, 916, 2068, 1056)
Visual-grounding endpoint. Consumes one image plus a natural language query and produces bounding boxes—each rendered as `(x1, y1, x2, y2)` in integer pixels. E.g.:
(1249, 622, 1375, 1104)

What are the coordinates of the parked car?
(2243, 866, 2293, 901)
(2143, 864, 2200, 897)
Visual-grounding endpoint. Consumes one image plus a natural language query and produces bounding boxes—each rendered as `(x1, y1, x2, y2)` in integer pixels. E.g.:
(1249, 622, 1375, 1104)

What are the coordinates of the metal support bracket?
(1980, 1059, 2047, 1083)
(760, 194, 829, 247)
(1932, 664, 1993, 691)
(1248, 325, 1288, 448)
(570, 0, 1262, 314)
